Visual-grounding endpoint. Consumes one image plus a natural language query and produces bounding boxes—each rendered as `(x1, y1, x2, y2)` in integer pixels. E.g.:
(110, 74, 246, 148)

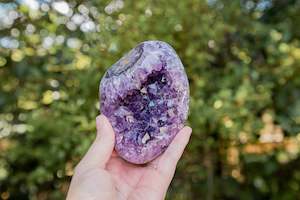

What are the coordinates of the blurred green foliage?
(1, 0, 300, 199)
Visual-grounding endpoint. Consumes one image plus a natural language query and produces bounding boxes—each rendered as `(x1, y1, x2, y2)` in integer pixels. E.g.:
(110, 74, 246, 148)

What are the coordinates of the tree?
(0, 0, 300, 199)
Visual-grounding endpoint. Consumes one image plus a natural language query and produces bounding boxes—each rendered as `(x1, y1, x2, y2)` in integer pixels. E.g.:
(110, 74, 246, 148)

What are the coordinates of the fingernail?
(96, 115, 104, 133)
(96, 114, 110, 133)
(186, 126, 192, 134)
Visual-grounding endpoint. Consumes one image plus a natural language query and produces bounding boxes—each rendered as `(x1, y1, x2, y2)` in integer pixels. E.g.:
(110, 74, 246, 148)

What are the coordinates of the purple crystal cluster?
(99, 41, 189, 164)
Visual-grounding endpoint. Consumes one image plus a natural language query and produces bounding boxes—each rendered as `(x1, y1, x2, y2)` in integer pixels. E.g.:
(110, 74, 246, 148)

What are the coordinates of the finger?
(140, 126, 192, 192)
(156, 126, 192, 178)
(75, 115, 115, 172)
(111, 150, 119, 157)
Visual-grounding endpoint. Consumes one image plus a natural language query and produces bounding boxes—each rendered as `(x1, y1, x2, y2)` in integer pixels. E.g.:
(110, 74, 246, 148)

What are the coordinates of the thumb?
(75, 115, 115, 172)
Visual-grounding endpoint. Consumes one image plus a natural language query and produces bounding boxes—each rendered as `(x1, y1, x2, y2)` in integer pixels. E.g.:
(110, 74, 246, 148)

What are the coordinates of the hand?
(67, 115, 192, 200)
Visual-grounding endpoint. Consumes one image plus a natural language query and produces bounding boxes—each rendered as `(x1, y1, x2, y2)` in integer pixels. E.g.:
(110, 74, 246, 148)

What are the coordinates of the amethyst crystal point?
(99, 41, 189, 164)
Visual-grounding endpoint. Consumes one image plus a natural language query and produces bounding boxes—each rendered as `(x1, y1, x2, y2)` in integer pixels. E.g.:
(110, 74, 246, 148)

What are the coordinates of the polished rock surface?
(100, 41, 189, 164)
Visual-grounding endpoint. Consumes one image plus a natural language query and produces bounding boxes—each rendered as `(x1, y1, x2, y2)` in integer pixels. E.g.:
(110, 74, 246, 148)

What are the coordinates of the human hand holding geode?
(67, 41, 191, 199)
(67, 115, 192, 200)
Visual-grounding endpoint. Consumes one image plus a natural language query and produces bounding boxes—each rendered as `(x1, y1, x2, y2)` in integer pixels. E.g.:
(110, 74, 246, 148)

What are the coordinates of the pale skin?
(67, 115, 192, 200)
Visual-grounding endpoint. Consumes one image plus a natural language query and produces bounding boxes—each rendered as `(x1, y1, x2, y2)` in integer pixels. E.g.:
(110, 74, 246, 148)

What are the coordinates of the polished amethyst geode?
(99, 41, 189, 164)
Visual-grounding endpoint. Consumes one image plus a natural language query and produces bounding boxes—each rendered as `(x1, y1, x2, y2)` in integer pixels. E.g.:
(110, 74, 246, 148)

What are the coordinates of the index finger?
(139, 126, 192, 192)
(153, 126, 192, 177)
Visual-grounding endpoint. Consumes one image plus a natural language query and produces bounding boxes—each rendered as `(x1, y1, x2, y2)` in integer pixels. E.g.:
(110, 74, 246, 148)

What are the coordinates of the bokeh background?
(0, 0, 300, 199)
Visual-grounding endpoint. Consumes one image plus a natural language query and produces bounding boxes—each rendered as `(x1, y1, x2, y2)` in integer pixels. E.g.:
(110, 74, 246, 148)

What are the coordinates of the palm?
(106, 151, 167, 200)
(67, 116, 192, 200)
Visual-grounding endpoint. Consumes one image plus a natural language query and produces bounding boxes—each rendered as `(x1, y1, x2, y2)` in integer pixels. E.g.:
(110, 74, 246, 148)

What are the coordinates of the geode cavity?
(99, 41, 189, 164)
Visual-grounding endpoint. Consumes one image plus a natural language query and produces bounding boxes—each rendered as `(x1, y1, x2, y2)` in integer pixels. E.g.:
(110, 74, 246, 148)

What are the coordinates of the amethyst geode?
(99, 41, 189, 164)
